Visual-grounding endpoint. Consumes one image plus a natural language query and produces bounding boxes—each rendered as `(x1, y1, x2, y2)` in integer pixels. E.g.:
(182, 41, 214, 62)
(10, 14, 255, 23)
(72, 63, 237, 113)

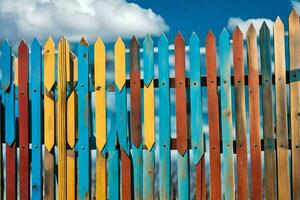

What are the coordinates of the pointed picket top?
(31, 37, 42, 89)
(19, 39, 28, 57)
(175, 31, 184, 47)
(274, 17, 284, 31)
(189, 32, 199, 44)
(32, 37, 41, 48)
(143, 34, 154, 86)
(247, 23, 257, 39)
(289, 8, 299, 21)
(220, 28, 229, 41)
(158, 33, 168, 48)
(114, 36, 126, 91)
(1, 39, 12, 91)
(259, 21, 270, 36)
(206, 31, 216, 44)
(130, 35, 140, 72)
(80, 36, 89, 46)
(44, 36, 55, 91)
(233, 26, 243, 40)
(94, 36, 107, 152)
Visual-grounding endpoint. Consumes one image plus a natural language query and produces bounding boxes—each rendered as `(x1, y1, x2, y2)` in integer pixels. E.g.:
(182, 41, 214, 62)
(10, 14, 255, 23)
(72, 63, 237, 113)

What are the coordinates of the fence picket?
(143, 34, 155, 200)
(130, 36, 143, 199)
(206, 31, 221, 200)
(31, 38, 42, 200)
(219, 29, 235, 200)
(158, 34, 171, 200)
(274, 17, 291, 199)
(246, 24, 263, 199)
(232, 27, 249, 199)
(18, 40, 30, 200)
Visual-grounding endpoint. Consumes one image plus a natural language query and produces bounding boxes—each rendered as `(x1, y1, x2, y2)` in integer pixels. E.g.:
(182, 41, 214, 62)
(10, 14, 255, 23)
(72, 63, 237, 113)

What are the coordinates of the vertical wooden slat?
(232, 27, 249, 199)
(57, 37, 68, 200)
(67, 52, 78, 199)
(274, 17, 291, 200)
(143, 34, 155, 200)
(175, 32, 190, 199)
(219, 28, 235, 199)
(130, 36, 143, 200)
(1, 40, 17, 200)
(205, 31, 221, 199)
(260, 22, 278, 199)
(18, 40, 30, 200)
(158, 34, 171, 200)
(94, 37, 107, 200)
(289, 9, 300, 199)
(246, 24, 263, 199)
(43, 37, 55, 200)
(77, 37, 91, 199)
(31, 38, 42, 199)
(189, 32, 205, 200)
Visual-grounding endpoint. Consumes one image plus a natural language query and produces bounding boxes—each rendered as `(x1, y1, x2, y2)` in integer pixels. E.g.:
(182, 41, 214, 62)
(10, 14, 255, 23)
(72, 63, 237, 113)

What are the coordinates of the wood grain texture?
(260, 22, 277, 199)
(233, 27, 249, 200)
(6, 143, 16, 200)
(158, 34, 171, 200)
(246, 24, 263, 199)
(96, 151, 106, 200)
(274, 17, 291, 200)
(288, 9, 300, 199)
(67, 149, 76, 199)
(77, 37, 91, 199)
(196, 157, 206, 200)
(205, 31, 221, 200)
(31, 38, 43, 199)
(57, 37, 68, 200)
(121, 149, 132, 200)
(18, 40, 30, 200)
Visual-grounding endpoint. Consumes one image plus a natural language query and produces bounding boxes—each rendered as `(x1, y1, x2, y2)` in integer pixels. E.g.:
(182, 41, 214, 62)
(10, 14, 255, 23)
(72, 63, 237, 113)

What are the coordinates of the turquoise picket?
(259, 22, 277, 199)
(30, 38, 42, 199)
(1, 40, 15, 145)
(107, 112, 120, 199)
(219, 28, 235, 199)
(158, 33, 171, 200)
(143, 35, 155, 199)
(189, 32, 203, 164)
(77, 38, 91, 199)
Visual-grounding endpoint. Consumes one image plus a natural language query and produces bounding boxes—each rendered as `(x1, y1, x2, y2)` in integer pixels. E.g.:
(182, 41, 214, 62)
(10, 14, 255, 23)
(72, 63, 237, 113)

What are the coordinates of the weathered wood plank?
(246, 24, 263, 199)
(219, 29, 235, 200)
(31, 38, 42, 199)
(205, 31, 221, 199)
(121, 149, 132, 200)
(77, 37, 91, 199)
(57, 37, 68, 200)
(288, 9, 300, 199)
(274, 17, 291, 200)
(130, 36, 142, 199)
(158, 34, 171, 200)
(18, 40, 30, 200)
(143, 35, 155, 200)
(232, 27, 249, 200)
(67, 149, 76, 200)
(96, 151, 106, 200)
(175, 32, 190, 199)
(260, 22, 278, 199)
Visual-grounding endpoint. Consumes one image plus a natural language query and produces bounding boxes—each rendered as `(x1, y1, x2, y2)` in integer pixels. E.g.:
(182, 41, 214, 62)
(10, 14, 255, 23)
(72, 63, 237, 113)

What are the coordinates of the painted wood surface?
(175, 32, 190, 200)
(143, 35, 155, 200)
(18, 40, 30, 200)
(77, 37, 91, 199)
(43, 37, 56, 200)
(232, 27, 249, 199)
(130, 36, 143, 200)
(289, 9, 300, 200)
(206, 31, 221, 200)
(259, 22, 277, 199)
(246, 24, 263, 199)
(31, 38, 42, 200)
(219, 29, 235, 200)
(158, 34, 171, 200)
(274, 17, 291, 200)
(2, 40, 17, 200)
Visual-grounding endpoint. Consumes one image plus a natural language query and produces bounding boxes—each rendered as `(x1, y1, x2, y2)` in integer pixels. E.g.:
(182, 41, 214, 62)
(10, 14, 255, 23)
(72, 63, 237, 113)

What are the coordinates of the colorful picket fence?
(0, 9, 300, 200)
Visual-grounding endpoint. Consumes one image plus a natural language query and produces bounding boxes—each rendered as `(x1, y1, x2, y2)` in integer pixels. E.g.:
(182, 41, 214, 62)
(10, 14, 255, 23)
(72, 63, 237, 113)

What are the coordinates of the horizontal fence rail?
(0, 9, 300, 200)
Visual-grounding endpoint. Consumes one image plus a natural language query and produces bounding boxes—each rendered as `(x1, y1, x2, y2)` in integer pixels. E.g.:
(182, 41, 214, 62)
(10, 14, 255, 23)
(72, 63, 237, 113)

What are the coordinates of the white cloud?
(292, 0, 300, 13)
(0, 0, 169, 44)
(227, 17, 274, 36)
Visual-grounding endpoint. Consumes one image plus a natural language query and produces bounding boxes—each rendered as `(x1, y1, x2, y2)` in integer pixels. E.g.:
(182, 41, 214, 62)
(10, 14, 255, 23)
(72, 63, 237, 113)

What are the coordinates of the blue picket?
(30, 38, 42, 199)
(189, 32, 203, 164)
(158, 34, 171, 200)
(143, 35, 155, 199)
(219, 28, 235, 199)
(77, 38, 91, 199)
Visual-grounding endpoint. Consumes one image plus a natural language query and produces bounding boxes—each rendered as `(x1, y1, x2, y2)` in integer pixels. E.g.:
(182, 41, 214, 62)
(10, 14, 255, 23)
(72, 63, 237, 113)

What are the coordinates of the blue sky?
(0, 0, 295, 47)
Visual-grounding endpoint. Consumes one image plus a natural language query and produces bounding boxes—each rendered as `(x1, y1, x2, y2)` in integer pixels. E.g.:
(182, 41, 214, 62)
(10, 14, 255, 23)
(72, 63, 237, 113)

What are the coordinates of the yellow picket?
(114, 37, 126, 91)
(144, 81, 155, 150)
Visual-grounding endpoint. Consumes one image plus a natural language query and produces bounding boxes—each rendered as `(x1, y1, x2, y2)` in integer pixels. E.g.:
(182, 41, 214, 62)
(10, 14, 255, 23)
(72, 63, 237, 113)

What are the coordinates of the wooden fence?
(0, 9, 300, 200)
